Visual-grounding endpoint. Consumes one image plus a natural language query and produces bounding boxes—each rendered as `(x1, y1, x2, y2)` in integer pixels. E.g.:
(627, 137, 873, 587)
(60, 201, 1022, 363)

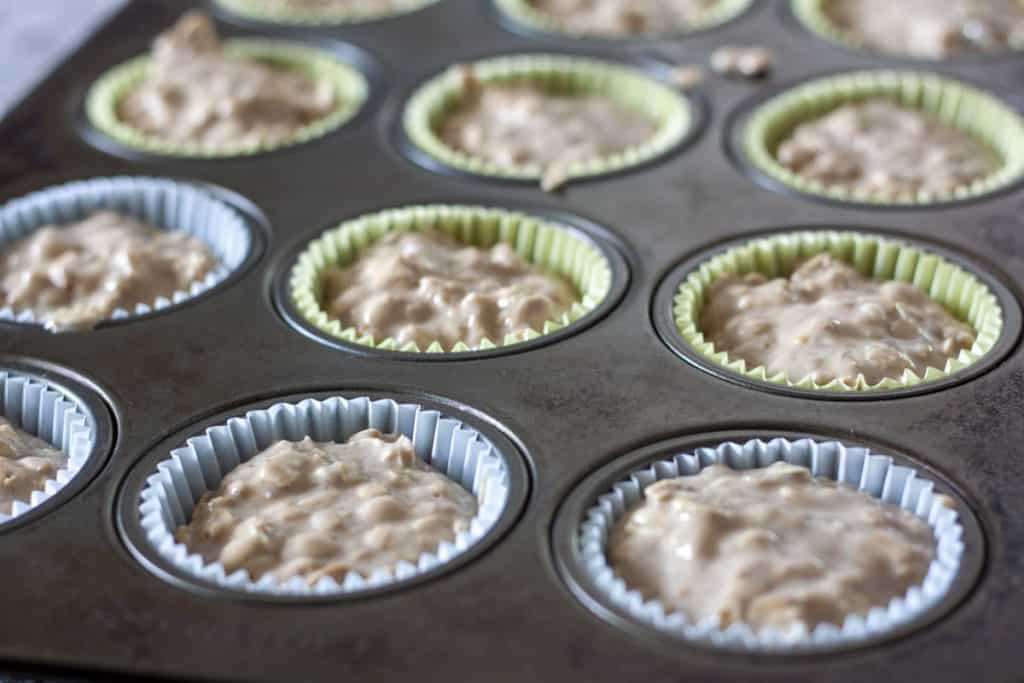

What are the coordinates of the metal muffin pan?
(1, 1, 1023, 681)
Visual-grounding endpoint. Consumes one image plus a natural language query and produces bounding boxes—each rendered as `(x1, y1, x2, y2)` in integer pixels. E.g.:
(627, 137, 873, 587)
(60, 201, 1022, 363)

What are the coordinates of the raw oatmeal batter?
(608, 462, 937, 629)
(529, 0, 719, 36)
(775, 98, 999, 199)
(699, 253, 976, 386)
(439, 68, 657, 189)
(0, 210, 217, 331)
(321, 230, 578, 350)
(118, 11, 338, 150)
(176, 430, 478, 584)
(0, 417, 67, 515)
(822, 0, 1024, 59)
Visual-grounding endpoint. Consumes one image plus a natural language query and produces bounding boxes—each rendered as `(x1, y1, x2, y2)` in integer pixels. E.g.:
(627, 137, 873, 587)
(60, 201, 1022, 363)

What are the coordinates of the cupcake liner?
(496, 0, 752, 39)
(672, 230, 1003, 392)
(742, 70, 1024, 205)
(402, 54, 691, 186)
(791, 0, 1024, 59)
(579, 437, 965, 651)
(0, 176, 253, 331)
(85, 40, 368, 158)
(289, 204, 613, 353)
(214, 0, 440, 25)
(138, 396, 511, 596)
(0, 371, 97, 526)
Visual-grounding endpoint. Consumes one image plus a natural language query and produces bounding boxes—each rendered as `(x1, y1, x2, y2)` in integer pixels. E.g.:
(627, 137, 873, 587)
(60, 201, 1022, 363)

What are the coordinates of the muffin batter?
(776, 98, 999, 199)
(0, 210, 218, 331)
(822, 0, 1024, 59)
(176, 430, 477, 584)
(529, 0, 719, 36)
(608, 462, 936, 630)
(439, 69, 657, 187)
(118, 11, 338, 150)
(0, 417, 67, 515)
(321, 230, 578, 350)
(699, 253, 976, 386)
(231, 0, 415, 11)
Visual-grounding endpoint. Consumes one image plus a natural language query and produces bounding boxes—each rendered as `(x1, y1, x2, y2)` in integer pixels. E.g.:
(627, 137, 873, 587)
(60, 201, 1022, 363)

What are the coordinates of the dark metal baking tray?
(1, 1, 1023, 681)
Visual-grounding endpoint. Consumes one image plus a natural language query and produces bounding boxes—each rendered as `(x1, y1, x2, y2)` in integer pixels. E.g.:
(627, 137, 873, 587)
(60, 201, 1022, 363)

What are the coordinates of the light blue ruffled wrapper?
(0, 177, 253, 330)
(138, 396, 512, 596)
(580, 437, 965, 651)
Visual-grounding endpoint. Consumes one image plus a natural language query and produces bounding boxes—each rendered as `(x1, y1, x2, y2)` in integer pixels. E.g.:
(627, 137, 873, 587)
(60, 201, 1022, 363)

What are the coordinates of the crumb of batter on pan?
(710, 46, 775, 79)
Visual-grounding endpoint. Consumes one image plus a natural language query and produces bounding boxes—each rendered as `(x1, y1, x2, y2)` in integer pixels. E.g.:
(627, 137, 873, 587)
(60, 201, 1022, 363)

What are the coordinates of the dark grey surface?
(1, 1, 1023, 682)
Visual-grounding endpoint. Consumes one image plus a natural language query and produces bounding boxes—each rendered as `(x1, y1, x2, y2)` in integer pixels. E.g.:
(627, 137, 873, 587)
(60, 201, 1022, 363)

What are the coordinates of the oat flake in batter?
(529, 0, 719, 36)
(118, 11, 338, 151)
(822, 0, 1024, 59)
(439, 68, 657, 189)
(175, 430, 477, 584)
(699, 253, 976, 386)
(0, 210, 217, 331)
(0, 417, 67, 515)
(608, 462, 937, 630)
(321, 230, 578, 350)
(775, 98, 999, 200)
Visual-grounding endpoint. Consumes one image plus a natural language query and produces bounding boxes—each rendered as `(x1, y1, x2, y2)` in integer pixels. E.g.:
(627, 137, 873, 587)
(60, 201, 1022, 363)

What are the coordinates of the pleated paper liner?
(402, 54, 691, 186)
(85, 39, 368, 158)
(289, 204, 613, 353)
(495, 0, 753, 39)
(214, 0, 440, 25)
(790, 0, 1024, 59)
(742, 70, 1024, 205)
(0, 371, 96, 527)
(579, 437, 965, 651)
(0, 177, 253, 331)
(139, 396, 512, 596)
(672, 230, 1003, 392)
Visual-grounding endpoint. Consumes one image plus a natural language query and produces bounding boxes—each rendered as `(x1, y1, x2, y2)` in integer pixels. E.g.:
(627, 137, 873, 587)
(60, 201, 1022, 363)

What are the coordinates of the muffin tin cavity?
(275, 204, 629, 360)
(116, 391, 529, 601)
(552, 431, 985, 654)
(400, 54, 695, 187)
(653, 229, 1021, 399)
(726, 70, 1024, 208)
(0, 360, 113, 533)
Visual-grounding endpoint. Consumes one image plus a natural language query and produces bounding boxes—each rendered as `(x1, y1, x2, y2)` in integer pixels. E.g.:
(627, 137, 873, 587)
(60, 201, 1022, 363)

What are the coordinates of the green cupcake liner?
(496, 0, 753, 39)
(213, 0, 439, 25)
(743, 70, 1024, 205)
(673, 230, 1004, 392)
(290, 204, 614, 353)
(402, 54, 691, 184)
(85, 39, 368, 158)
(791, 0, 1024, 59)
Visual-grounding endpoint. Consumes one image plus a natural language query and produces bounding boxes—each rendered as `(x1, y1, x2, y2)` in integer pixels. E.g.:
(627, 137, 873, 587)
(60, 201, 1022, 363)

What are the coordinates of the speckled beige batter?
(321, 230, 577, 350)
(0, 210, 217, 331)
(823, 0, 1024, 59)
(236, 0, 416, 11)
(609, 462, 937, 630)
(0, 417, 67, 515)
(176, 430, 477, 585)
(700, 253, 976, 386)
(776, 98, 999, 199)
(118, 11, 337, 150)
(439, 74, 657, 183)
(529, 0, 718, 36)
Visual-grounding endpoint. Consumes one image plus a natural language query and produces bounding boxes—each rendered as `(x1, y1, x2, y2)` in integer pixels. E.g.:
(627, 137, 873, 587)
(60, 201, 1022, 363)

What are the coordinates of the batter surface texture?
(0, 417, 67, 515)
(529, 0, 718, 36)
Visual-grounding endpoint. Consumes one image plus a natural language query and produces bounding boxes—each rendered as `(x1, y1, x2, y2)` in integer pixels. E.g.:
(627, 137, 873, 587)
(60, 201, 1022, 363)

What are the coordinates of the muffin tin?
(1, 1, 1023, 681)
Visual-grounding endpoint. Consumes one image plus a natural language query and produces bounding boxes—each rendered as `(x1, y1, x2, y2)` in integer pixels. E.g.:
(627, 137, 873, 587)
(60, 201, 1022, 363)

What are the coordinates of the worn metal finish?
(0, 1, 1022, 681)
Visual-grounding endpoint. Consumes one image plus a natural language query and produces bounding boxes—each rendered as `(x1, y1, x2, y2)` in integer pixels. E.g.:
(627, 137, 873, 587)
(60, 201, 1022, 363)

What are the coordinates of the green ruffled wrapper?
(213, 0, 439, 25)
(673, 230, 1004, 392)
(743, 70, 1024, 205)
(85, 39, 368, 158)
(290, 205, 613, 353)
(791, 0, 1024, 59)
(402, 54, 691, 184)
(496, 0, 753, 39)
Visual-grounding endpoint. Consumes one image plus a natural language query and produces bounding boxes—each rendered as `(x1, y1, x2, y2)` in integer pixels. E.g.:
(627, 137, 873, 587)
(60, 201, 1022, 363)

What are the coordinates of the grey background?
(0, 0, 125, 117)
